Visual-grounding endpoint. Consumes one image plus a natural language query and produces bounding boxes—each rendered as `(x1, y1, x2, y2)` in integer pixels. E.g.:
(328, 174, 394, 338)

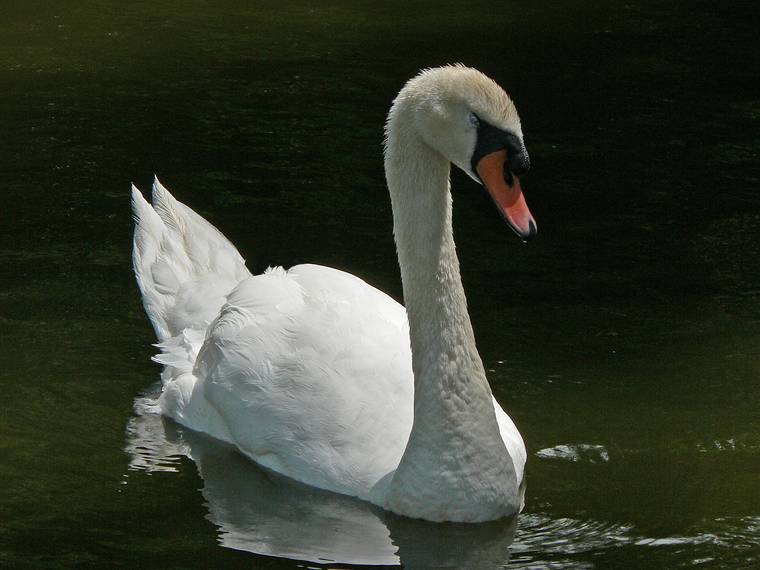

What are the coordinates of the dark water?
(2, 1, 759, 567)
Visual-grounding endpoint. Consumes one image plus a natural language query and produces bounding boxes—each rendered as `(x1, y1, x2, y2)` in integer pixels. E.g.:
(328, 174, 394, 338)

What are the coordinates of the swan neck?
(386, 134, 479, 393)
(381, 115, 517, 521)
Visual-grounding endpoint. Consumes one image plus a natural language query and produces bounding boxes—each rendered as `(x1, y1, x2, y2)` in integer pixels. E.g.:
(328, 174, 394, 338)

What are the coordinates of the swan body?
(132, 65, 534, 522)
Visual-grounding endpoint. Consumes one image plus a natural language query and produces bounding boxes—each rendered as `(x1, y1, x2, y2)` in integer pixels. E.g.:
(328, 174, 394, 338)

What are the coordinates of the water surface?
(1, 1, 759, 568)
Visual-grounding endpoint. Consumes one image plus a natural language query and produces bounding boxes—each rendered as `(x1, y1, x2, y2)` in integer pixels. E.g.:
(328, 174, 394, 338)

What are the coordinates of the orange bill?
(476, 150, 537, 240)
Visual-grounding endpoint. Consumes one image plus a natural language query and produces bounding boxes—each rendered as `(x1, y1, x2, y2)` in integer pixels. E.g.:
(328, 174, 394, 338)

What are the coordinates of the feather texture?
(132, 65, 528, 523)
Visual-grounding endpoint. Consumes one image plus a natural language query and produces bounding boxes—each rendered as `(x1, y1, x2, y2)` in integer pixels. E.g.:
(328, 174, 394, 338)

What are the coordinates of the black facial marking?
(470, 115, 530, 180)
(503, 161, 514, 187)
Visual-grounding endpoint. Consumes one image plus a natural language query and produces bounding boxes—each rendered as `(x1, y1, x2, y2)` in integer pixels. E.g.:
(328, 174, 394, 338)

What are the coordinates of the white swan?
(131, 65, 536, 523)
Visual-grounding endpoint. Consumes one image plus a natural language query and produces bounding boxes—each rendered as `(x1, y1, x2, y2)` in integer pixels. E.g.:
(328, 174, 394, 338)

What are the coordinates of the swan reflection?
(125, 393, 517, 567)
(127, 393, 757, 567)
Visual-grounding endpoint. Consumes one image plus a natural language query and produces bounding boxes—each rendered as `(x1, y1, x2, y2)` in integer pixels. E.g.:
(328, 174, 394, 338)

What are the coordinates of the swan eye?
(468, 113, 480, 128)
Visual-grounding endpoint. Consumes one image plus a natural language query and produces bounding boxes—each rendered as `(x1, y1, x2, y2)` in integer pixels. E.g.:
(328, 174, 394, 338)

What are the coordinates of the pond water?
(1, 1, 759, 568)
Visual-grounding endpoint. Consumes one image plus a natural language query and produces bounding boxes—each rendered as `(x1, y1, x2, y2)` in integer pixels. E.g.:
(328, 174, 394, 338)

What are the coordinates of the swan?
(131, 65, 536, 523)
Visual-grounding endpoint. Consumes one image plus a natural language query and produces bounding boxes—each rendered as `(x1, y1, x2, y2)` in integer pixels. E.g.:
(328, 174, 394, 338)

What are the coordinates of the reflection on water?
(126, 391, 760, 568)
(126, 389, 517, 567)
(128, 396, 400, 566)
(535, 444, 610, 464)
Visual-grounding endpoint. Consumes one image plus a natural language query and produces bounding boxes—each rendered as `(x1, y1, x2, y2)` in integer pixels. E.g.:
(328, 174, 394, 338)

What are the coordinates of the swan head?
(388, 65, 537, 240)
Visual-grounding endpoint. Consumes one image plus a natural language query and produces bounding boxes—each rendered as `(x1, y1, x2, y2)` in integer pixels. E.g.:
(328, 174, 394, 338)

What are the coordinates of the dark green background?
(1, 1, 758, 567)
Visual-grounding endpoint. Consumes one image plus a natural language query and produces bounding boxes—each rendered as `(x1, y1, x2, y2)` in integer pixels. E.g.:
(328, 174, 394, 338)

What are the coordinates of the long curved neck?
(382, 110, 517, 522)
(386, 132, 488, 413)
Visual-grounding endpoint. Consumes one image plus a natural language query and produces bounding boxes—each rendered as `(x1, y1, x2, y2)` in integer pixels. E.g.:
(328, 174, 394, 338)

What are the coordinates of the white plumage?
(132, 65, 530, 523)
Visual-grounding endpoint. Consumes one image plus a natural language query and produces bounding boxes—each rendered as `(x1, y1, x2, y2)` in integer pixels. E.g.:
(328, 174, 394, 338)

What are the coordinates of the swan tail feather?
(131, 184, 178, 341)
(131, 178, 251, 345)
(150, 177, 248, 278)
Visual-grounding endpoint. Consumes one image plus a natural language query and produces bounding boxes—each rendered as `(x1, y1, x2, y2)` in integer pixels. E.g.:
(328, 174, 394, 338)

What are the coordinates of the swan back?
(194, 264, 415, 497)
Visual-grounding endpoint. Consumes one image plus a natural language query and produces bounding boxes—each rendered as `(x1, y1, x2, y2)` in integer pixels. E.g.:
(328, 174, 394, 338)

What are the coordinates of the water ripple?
(124, 391, 186, 473)
(125, 394, 760, 568)
(509, 513, 760, 568)
(535, 444, 610, 463)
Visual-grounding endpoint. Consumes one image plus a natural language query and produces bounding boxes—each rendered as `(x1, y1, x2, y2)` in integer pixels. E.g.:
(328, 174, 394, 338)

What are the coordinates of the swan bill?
(476, 149, 537, 240)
